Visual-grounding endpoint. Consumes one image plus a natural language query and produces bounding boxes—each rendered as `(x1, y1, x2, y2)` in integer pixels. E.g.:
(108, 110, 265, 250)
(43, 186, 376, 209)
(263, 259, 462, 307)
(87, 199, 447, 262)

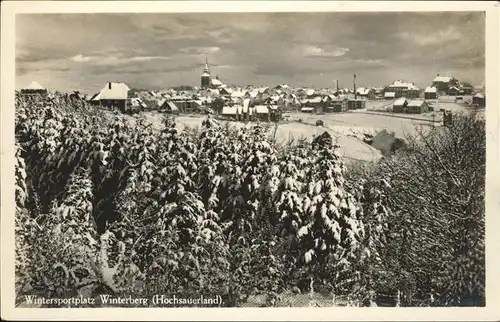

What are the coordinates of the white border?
(2, 1, 499, 321)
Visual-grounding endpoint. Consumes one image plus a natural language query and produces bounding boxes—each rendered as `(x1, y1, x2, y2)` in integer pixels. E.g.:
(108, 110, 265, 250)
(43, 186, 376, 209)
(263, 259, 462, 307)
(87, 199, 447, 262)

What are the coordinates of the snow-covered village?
(11, 8, 487, 311)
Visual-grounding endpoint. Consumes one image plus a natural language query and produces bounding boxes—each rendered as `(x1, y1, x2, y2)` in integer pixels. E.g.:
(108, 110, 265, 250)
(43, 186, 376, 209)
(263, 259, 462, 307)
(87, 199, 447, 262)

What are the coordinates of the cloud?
(70, 54, 172, 66)
(397, 26, 461, 46)
(301, 46, 350, 58)
(71, 54, 93, 62)
(15, 12, 485, 93)
(179, 46, 221, 56)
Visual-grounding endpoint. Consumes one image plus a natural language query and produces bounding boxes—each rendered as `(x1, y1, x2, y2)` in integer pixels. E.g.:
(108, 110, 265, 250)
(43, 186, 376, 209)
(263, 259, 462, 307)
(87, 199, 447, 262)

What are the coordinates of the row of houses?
(221, 99, 281, 122)
(430, 75, 475, 95)
(392, 98, 431, 114)
(19, 75, 486, 118)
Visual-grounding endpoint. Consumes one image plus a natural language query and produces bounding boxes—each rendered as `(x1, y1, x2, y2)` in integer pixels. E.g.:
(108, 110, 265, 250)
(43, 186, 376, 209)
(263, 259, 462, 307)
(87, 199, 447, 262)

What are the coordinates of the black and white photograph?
(2, 1, 499, 320)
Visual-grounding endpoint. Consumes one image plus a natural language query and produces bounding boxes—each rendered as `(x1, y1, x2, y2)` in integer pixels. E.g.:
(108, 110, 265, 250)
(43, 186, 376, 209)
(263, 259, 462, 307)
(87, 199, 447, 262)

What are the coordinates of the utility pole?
(354, 74, 357, 100)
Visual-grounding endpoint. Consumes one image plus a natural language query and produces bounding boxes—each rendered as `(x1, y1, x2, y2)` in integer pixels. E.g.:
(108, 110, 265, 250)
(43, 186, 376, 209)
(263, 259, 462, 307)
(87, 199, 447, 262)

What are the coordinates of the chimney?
(354, 74, 357, 100)
(108, 82, 112, 89)
(336, 79, 339, 94)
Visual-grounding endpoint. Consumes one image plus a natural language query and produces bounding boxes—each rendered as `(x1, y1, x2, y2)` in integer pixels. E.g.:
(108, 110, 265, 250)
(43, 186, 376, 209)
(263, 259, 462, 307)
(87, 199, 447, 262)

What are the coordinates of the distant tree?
(174, 85, 194, 91)
(211, 97, 225, 114)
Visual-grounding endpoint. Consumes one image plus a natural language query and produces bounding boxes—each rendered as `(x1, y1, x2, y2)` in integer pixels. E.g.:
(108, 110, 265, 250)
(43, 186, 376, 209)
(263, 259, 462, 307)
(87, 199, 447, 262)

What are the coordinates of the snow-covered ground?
(118, 111, 383, 163)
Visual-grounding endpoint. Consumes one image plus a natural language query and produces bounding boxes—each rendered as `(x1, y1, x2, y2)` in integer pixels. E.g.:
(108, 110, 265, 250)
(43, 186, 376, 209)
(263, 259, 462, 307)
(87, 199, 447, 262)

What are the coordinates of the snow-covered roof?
(222, 106, 237, 115)
(307, 96, 323, 104)
(389, 81, 419, 90)
(130, 98, 147, 108)
(220, 87, 233, 94)
(393, 98, 407, 106)
(243, 98, 251, 110)
(89, 92, 101, 102)
(202, 72, 211, 77)
(166, 101, 179, 111)
(23, 81, 46, 90)
(157, 98, 167, 107)
(231, 90, 245, 98)
(306, 89, 315, 96)
(384, 92, 396, 98)
(433, 76, 452, 83)
(424, 86, 437, 93)
(356, 87, 371, 95)
(99, 82, 130, 100)
(171, 95, 189, 100)
(211, 78, 223, 86)
(474, 93, 485, 98)
(254, 105, 269, 114)
(301, 107, 315, 111)
(407, 100, 426, 107)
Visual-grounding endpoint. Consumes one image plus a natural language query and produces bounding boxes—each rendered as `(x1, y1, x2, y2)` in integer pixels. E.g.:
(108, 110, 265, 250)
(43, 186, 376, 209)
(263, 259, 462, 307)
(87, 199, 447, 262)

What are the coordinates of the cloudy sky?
(16, 12, 484, 94)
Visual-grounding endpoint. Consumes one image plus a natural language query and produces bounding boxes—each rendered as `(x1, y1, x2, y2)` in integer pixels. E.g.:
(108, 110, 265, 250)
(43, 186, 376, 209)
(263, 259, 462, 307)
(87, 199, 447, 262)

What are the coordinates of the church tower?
(201, 58, 211, 88)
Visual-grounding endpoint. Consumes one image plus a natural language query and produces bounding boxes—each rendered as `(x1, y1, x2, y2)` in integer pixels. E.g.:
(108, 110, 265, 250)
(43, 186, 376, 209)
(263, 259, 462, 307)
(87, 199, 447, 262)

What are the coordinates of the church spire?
(201, 56, 211, 88)
(204, 57, 210, 74)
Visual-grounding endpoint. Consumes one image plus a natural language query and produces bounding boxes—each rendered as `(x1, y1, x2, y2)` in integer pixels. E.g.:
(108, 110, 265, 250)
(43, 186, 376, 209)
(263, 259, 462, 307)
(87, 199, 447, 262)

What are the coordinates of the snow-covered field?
(283, 111, 435, 139)
(117, 105, 482, 163)
(274, 123, 382, 163)
(118, 111, 383, 163)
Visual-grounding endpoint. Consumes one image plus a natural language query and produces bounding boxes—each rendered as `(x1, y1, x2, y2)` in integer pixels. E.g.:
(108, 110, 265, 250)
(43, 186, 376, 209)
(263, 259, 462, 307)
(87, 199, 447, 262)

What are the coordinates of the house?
(96, 82, 130, 112)
(424, 86, 438, 99)
(20, 81, 48, 96)
(386, 80, 420, 98)
(219, 87, 232, 96)
(254, 105, 271, 121)
(130, 98, 147, 112)
(303, 96, 323, 109)
(240, 99, 253, 121)
(432, 75, 459, 93)
(222, 105, 239, 120)
(472, 93, 485, 107)
(356, 87, 375, 100)
(231, 90, 245, 105)
(160, 101, 180, 114)
(384, 92, 396, 99)
(393, 98, 408, 113)
(462, 85, 474, 95)
(211, 77, 224, 88)
(347, 99, 366, 110)
(407, 100, 429, 114)
(447, 86, 463, 96)
(326, 97, 347, 113)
